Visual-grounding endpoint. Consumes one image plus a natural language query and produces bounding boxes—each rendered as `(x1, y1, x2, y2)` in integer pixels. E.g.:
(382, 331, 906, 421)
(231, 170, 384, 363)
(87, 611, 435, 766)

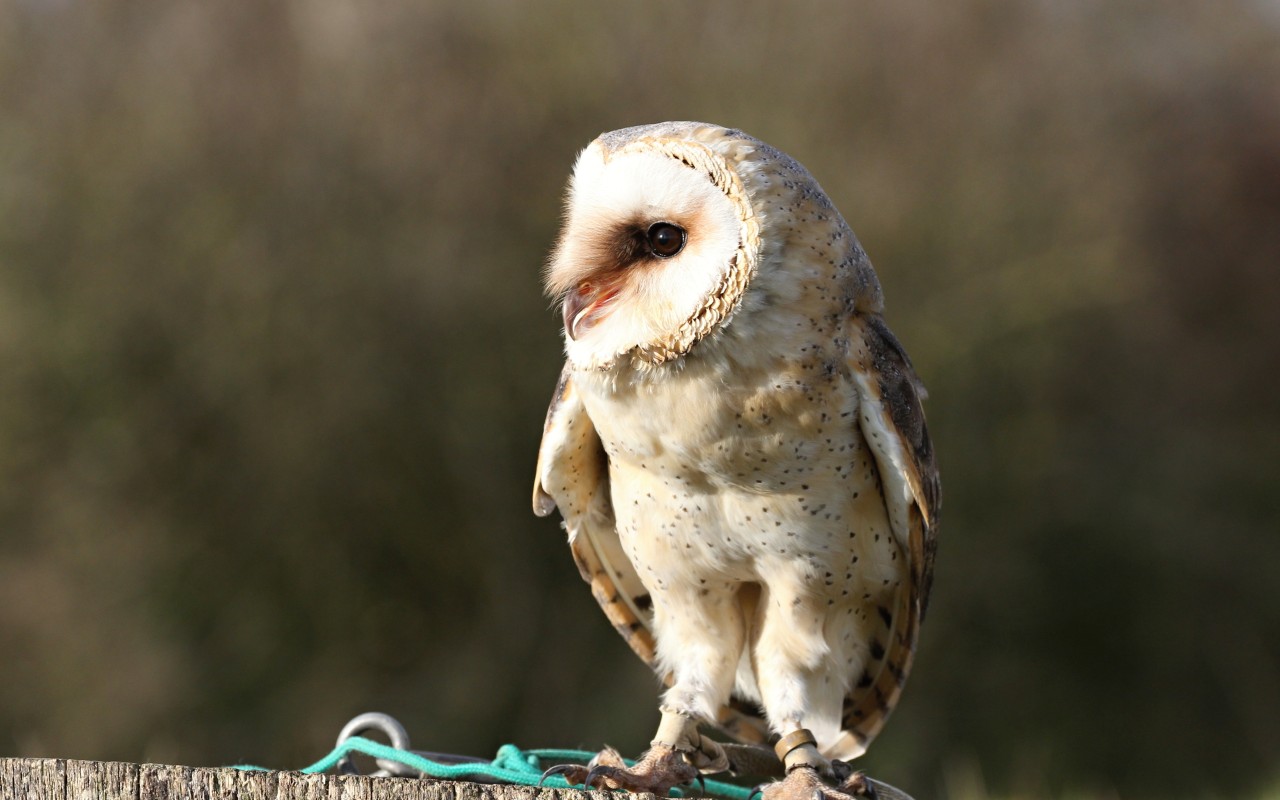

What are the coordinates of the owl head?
(545, 121, 883, 371)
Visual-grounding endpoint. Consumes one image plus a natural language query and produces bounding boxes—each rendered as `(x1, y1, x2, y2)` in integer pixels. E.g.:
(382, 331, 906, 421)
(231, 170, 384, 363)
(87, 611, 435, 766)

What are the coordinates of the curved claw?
(747, 784, 768, 800)
(677, 773, 707, 797)
(583, 763, 622, 790)
(540, 763, 590, 787)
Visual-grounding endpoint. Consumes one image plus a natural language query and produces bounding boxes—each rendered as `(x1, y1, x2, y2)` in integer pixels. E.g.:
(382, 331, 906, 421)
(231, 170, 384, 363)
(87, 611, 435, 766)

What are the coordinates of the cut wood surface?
(0, 758, 633, 800)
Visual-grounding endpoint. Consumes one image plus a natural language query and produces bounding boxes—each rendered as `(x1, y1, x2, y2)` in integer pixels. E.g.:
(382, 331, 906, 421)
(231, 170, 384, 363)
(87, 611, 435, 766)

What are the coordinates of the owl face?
(545, 128, 762, 370)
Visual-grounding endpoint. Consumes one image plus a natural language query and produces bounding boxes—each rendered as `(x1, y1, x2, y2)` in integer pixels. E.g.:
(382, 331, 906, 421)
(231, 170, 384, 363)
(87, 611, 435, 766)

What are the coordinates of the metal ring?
(772, 728, 818, 763)
(335, 712, 418, 777)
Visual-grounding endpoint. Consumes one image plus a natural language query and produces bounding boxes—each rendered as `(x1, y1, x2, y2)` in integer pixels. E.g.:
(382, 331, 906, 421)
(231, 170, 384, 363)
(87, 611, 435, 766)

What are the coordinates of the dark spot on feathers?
(874, 688, 891, 713)
(887, 660, 906, 682)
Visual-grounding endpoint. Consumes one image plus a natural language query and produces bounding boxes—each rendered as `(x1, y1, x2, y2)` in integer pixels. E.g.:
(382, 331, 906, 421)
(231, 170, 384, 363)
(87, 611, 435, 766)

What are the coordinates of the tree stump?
(0, 758, 633, 800)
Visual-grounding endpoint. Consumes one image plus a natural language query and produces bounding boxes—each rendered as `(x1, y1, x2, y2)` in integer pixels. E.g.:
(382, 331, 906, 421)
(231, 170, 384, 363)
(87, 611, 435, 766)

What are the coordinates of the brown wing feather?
(859, 315, 940, 609)
(533, 364, 771, 745)
(831, 314, 941, 758)
(534, 364, 656, 662)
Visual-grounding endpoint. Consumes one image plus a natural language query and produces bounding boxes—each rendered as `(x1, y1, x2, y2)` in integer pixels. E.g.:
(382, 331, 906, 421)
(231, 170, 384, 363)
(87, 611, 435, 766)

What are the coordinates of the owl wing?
(533, 364, 657, 663)
(830, 314, 941, 760)
(533, 364, 772, 745)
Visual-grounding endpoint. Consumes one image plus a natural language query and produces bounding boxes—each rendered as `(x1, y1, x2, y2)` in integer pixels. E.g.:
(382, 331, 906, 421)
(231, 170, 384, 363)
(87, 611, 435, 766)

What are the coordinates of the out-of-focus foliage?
(0, 1, 1276, 797)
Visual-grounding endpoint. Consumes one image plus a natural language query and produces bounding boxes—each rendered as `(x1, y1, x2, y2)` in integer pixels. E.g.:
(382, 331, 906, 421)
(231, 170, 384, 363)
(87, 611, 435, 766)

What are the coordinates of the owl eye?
(646, 222, 686, 258)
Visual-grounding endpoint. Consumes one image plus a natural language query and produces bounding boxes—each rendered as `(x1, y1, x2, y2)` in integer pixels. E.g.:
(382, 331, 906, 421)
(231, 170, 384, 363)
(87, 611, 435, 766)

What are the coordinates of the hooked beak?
(563, 279, 620, 340)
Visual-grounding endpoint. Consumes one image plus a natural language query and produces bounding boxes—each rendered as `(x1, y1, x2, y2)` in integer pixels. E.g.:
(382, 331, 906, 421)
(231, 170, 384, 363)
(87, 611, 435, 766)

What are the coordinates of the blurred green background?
(1, 2, 1277, 798)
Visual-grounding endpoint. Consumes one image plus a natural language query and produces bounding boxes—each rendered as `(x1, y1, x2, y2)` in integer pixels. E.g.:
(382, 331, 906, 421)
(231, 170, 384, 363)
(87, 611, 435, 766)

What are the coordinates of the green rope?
(233, 736, 755, 800)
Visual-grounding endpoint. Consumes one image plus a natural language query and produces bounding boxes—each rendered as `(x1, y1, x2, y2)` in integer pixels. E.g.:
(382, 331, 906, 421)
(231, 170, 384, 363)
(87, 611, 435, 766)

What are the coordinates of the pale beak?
(563, 280, 619, 340)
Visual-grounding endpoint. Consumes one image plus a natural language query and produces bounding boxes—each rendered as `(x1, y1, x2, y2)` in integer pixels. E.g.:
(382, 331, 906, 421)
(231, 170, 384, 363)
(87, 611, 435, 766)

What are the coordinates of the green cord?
(233, 736, 756, 800)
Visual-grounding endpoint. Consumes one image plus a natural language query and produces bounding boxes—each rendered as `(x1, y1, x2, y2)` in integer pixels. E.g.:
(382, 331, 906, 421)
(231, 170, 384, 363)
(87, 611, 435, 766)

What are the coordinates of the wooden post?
(0, 758, 632, 800)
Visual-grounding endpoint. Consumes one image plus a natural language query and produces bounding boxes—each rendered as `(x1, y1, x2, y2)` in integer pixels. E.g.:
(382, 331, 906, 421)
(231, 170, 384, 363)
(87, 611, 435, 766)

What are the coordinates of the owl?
(533, 122, 939, 800)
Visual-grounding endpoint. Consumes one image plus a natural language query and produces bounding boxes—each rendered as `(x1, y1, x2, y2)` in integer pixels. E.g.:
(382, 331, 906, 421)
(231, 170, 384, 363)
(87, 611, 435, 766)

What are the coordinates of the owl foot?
(541, 743, 699, 793)
(761, 765, 880, 800)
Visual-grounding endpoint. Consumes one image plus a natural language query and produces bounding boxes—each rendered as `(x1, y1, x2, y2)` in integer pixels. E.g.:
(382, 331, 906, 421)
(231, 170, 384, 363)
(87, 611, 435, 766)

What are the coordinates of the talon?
(685, 774, 706, 796)
(748, 783, 768, 800)
(583, 764, 619, 789)
(539, 763, 589, 787)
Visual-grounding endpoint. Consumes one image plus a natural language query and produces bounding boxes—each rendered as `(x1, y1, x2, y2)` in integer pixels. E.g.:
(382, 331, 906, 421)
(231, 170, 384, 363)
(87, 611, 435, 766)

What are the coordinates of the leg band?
(773, 728, 817, 763)
(653, 709, 694, 748)
(652, 709, 730, 774)
(775, 728, 826, 774)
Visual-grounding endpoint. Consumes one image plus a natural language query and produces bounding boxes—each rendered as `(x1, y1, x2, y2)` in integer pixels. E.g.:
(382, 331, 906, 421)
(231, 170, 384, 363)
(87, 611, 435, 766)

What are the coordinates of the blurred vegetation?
(0, 1, 1277, 798)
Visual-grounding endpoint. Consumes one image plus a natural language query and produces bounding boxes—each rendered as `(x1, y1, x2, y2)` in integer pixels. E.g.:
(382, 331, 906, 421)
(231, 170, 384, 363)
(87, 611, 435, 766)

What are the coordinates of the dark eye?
(646, 222, 686, 258)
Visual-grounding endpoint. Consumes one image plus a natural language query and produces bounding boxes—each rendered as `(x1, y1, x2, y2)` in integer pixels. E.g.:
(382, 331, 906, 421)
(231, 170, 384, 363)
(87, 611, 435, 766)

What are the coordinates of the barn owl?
(533, 122, 939, 800)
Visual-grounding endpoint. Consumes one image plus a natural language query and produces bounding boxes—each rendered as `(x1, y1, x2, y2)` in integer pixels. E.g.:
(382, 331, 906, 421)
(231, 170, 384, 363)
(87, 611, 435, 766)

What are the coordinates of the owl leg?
(745, 730, 877, 800)
(752, 588, 878, 800)
(543, 583, 743, 792)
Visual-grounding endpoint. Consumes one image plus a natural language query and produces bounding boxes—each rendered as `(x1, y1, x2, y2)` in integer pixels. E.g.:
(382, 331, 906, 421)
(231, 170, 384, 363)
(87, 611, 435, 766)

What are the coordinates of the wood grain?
(0, 759, 637, 800)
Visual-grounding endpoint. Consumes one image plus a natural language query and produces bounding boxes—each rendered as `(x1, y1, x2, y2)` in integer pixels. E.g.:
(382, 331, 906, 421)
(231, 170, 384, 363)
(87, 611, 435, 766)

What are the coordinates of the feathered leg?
(544, 582, 743, 792)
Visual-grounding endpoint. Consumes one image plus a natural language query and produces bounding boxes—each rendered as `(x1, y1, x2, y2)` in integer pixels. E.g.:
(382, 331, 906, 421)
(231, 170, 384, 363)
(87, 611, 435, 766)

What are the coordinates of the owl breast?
(575, 340, 906, 611)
